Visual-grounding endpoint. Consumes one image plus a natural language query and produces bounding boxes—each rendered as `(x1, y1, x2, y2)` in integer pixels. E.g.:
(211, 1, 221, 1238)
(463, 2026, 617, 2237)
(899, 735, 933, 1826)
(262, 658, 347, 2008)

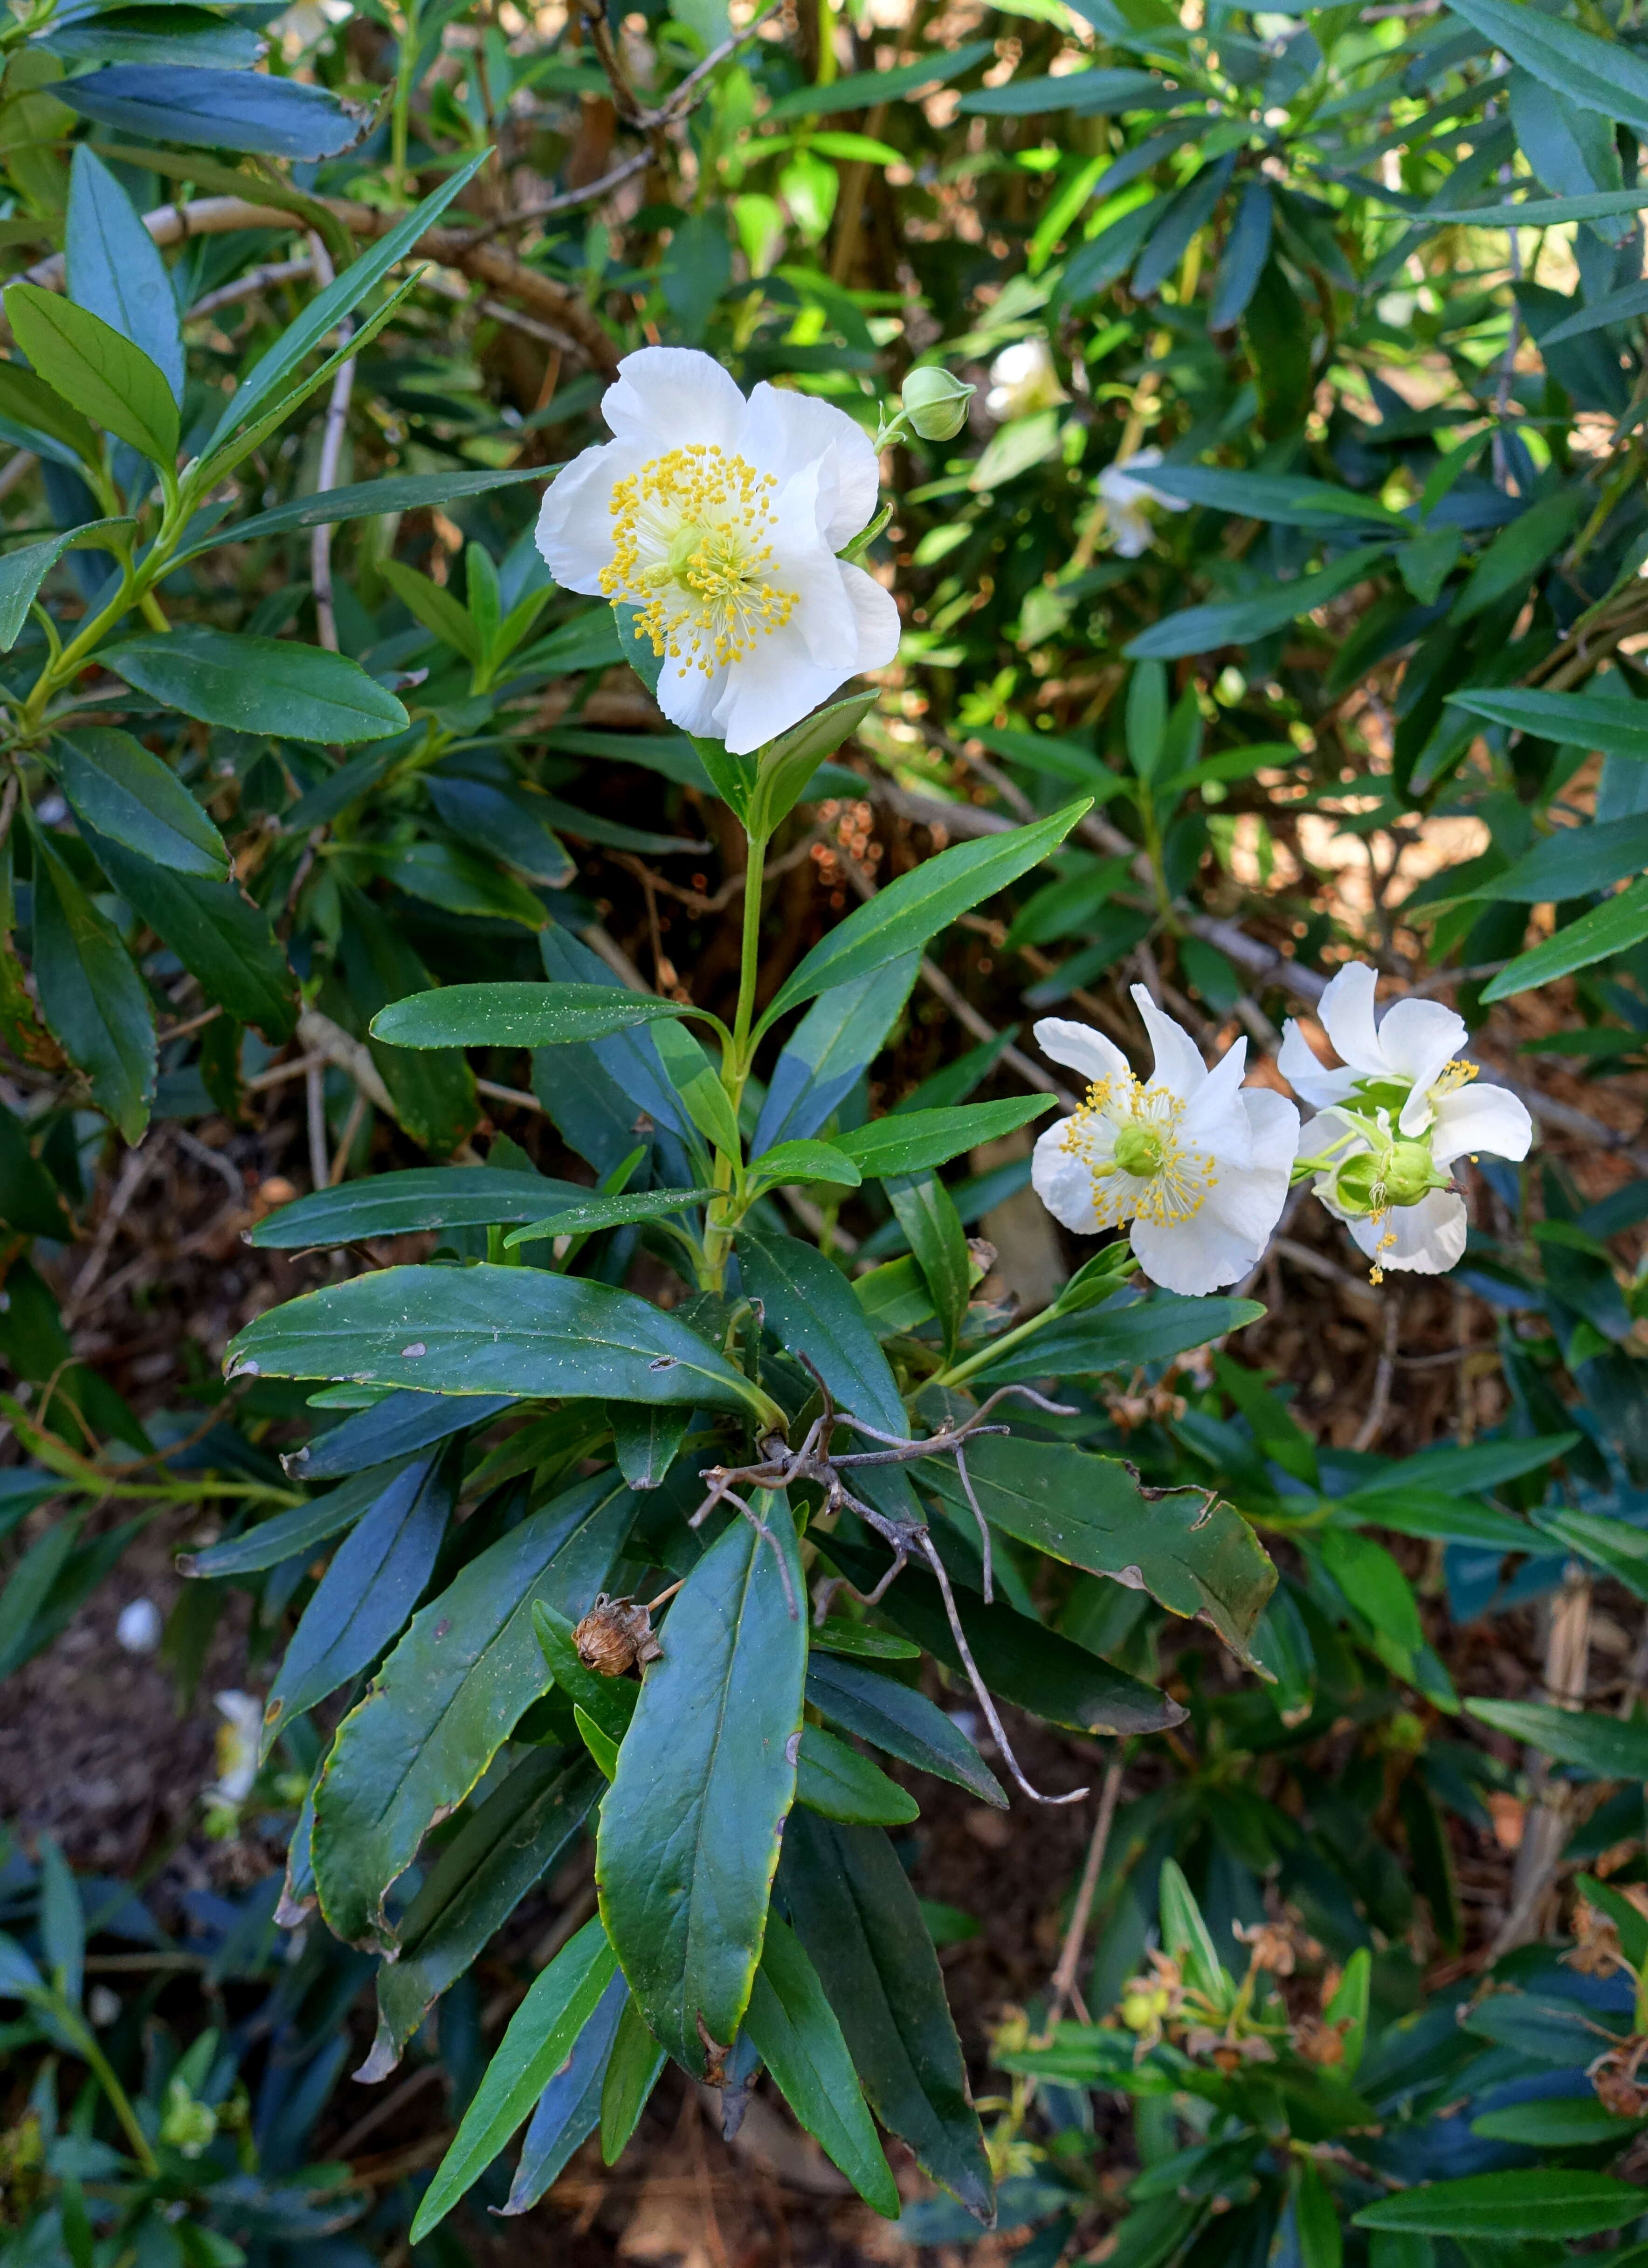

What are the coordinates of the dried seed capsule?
(573, 1593, 662, 1676)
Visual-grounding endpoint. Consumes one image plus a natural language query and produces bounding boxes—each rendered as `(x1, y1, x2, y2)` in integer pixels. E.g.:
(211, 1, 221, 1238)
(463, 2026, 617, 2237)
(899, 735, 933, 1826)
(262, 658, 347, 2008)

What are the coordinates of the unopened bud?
(900, 366, 975, 441)
(1383, 1139, 1441, 1208)
(1331, 1152, 1381, 1217)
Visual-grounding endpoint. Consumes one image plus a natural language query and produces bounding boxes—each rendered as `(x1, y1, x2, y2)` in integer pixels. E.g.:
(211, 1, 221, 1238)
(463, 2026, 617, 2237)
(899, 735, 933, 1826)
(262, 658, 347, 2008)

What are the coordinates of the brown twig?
(1046, 1756, 1125, 2026)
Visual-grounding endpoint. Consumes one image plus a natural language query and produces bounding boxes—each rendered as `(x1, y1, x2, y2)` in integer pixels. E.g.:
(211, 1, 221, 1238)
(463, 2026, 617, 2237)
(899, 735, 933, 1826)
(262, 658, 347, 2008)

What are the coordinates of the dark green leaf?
(425, 775, 574, 889)
(745, 1914, 901, 2216)
(1465, 1698, 1648, 1779)
(505, 1188, 716, 1247)
(3, 282, 178, 464)
(290, 1391, 517, 1482)
(598, 1496, 806, 2075)
(80, 823, 298, 1041)
(503, 1969, 628, 2214)
(0, 522, 132, 652)
(1138, 466, 1408, 531)
(799, 1722, 918, 1823)
(364, 1749, 602, 2078)
(533, 1601, 640, 1742)
(262, 1444, 457, 1751)
(188, 467, 544, 558)
(103, 629, 409, 745)
(781, 1812, 994, 2222)
(30, 828, 153, 1143)
(371, 982, 703, 1050)
(56, 63, 367, 159)
(599, 1997, 668, 2162)
(250, 1166, 589, 1248)
(818, 1531, 1184, 1737)
(1444, 0, 1648, 134)
(609, 1401, 692, 1489)
(0, 360, 100, 467)
(411, 1914, 619, 2240)
(764, 39, 993, 118)
(179, 1461, 406, 1578)
(1124, 547, 1393, 661)
(805, 1651, 1006, 1806)
(65, 145, 182, 402)
(0, 1101, 70, 1240)
(1352, 2171, 1646, 2239)
(1447, 685, 1648, 761)
(886, 1173, 971, 1354)
(972, 1295, 1264, 1384)
(738, 1229, 907, 1433)
(922, 1435, 1276, 1666)
(1483, 877, 1648, 1000)
(49, 727, 228, 877)
(836, 1096, 1055, 1179)
(747, 691, 878, 837)
(1476, 812, 1648, 903)
(764, 803, 1089, 1022)
(311, 1472, 635, 1948)
(226, 1262, 780, 1427)
(1451, 494, 1585, 624)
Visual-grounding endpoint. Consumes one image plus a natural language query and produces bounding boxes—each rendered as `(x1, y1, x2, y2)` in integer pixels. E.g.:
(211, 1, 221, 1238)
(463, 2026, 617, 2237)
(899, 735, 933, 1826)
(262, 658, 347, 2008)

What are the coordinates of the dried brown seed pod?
(573, 1593, 663, 1677)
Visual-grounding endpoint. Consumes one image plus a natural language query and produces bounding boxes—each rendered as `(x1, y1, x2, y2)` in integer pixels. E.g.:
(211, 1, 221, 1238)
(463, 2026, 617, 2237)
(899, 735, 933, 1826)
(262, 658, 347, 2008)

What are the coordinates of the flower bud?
(1331, 1151, 1381, 1216)
(900, 366, 975, 441)
(1383, 1139, 1441, 1208)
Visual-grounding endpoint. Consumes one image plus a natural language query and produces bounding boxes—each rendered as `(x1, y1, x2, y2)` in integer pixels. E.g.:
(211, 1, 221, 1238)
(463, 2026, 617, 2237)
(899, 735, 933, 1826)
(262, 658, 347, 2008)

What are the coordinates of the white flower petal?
(1315, 962, 1386, 1076)
(740, 383, 881, 549)
(1277, 1017, 1358, 1109)
(600, 346, 745, 451)
(1033, 1016, 1131, 1086)
(656, 652, 733, 738)
(1179, 1036, 1249, 1147)
(1430, 1080, 1533, 1166)
(1129, 1206, 1264, 1295)
(1033, 1123, 1101, 1234)
(770, 465, 858, 669)
(533, 439, 646, 593)
(1376, 997, 1469, 1087)
(714, 611, 858, 753)
(1131, 984, 1207, 1099)
(839, 559, 902, 671)
(1345, 1188, 1468, 1273)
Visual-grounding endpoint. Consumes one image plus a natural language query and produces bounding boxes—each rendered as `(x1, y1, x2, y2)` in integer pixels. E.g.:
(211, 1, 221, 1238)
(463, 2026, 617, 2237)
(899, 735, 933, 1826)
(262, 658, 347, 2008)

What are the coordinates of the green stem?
(931, 1300, 1061, 1396)
(51, 1998, 159, 2178)
(701, 826, 769, 1290)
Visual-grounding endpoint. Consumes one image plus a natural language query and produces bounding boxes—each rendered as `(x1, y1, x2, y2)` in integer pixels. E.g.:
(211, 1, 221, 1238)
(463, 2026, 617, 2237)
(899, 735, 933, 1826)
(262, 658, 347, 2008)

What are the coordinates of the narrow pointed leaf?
(745, 1915, 902, 2217)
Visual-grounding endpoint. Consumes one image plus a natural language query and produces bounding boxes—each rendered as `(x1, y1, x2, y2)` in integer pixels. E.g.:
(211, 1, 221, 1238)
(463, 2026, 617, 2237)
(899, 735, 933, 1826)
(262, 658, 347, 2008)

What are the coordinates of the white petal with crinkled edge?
(1277, 1016, 1358, 1109)
(715, 611, 862, 753)
(1430, 1080, 1533, 1166)
(840, 560, 902, 671)
(1131, 983, 1207, 1098)
(1316, 962, 1385, 1077)
(1032, 1124, 1101, 1234)
(600, 346, 745, 452)
(1033, 1017, 1131, 1086)
(1373, 995, 1468, 1087)
(1346, 1188, 1468, 1273)
(769, 462, 859, 668)
(739, 383, 881, 549)
(1130, 1087, 1297, 1293)
(534, 439, 649, 594)
(1179, 1036, 1252, 1162)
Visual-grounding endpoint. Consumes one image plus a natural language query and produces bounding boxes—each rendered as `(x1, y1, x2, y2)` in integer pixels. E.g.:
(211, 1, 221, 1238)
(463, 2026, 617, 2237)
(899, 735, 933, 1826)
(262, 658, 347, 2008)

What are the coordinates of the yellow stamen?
(601, 444, 799, 676)
(1059, 1074, 1219, 1229)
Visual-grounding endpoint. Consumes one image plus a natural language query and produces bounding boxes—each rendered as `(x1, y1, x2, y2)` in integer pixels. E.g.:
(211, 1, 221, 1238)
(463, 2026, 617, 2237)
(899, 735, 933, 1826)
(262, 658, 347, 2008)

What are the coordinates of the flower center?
(1060, 1075, 1219, 1229)
(602, 444, 799, 676)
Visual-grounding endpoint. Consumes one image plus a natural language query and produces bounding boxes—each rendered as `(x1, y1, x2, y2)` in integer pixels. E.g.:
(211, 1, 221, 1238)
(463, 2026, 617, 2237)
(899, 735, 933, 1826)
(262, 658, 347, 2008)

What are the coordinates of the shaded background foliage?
(4, 0, 1648, 2261)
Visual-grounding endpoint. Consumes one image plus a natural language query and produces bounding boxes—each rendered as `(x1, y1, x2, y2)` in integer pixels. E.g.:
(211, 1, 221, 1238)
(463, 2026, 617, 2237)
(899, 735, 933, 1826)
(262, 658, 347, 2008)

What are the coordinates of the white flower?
(1031, 988, 1300, 1296)
(207, 1689, 262, 1807)
(534, 347, 900, 755)
(1279, 961, 1533, 1276)
(985, 338, 1066, 422)
(1098, 448, 1190, 559)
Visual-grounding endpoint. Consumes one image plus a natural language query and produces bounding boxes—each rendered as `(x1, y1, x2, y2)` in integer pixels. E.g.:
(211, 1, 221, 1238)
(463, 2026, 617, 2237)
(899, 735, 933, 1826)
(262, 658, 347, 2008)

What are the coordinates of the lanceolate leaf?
(1352, 2169, 1647, 2240)
(250, 1167, 589, 1248)
(371, 982, 705, 1050)
(805, 1651, 1007, 1806)
(79, 824, 299, 1041)
(1447, 685, 1648, 761)
(744, 1915, 902, 2217)
(262, 1443, 459, 1753)
(365, 1750, 602, 2078)
(65, 145, 183, 403)
(834, 1095, 1055, 1179)
(311, 1472, 635, 1949)
(780, 1811, 994, 2223)
(972, 1294, 1264, 1384)
(818, 1531, 1185, 1737)
(49, 728, 228, 877)
(922, 1435, 1277, 1666)
(1465, 1698, 1648, 1780)
(0, 523, 132, 652)
(225, 1262, 781, 1427)
(411, 1915, 619, 2241)
(763, 802, 1089, 1023)
(502, 1969, 629, 2215)
(1443, 0, 1648, 135)
(188, 467, 545, 558)
(3, 283, 178, 465)
(29, 827, 153, 1144)
(1483, 877, 1648, 1001)
(287, 1391, 517, 1483)
(55, 63, 368, 158)
(738, 1229, 907, 1434)
(180, 1461, 405, 1578)
(598, 1494, 807, 2076)
(103, 630, 409, 745)
(798, 1723, 918, 1824)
